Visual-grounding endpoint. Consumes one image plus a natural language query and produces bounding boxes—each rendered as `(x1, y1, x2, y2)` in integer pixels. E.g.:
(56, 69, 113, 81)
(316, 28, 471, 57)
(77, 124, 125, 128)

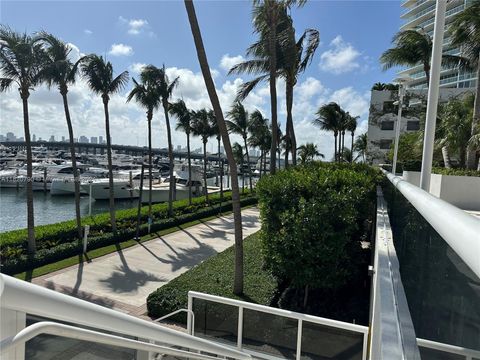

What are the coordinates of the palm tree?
(191, 109, 215, 203)
(248, 110, 270, 177)
(313, 102, 343, 162)
(209, 110, 224, 199)
(226, 102, 253, 190)
(81, 55, 129, 233)
(448, 1, 480, 169)
(170, 99, 194, 204)
(380, 29, 433, 85)
(184, 0, 245, 294)
(141, 65, 179, 216)
(36, 32, 83, 239)
(297, 143, 323, 164)
(126, 68, 161, 225)
(0, 27, 45, 253)
(346, 113, 358, 163)
(232, 142, 245, 193)
(353, 133, 368, 163)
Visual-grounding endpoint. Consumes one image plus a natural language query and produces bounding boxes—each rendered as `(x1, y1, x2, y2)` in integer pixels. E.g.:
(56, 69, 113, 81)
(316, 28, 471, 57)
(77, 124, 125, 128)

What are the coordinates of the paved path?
(33, 207, 260, 317)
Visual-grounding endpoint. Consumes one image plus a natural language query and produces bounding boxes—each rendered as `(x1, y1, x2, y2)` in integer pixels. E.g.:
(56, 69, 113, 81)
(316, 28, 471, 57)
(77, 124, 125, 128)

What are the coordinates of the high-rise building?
(32, 134, 36, 142)
(49, 135, 55, 142)
(79, 135, 89, 143)
(0, 135, 5, 142)
(61, 136, 66, 142)
(6, 132, 15, 141)
(399, 0, 477, 89)
(99, 136, 104, 144)
(90, 136, 98, 144)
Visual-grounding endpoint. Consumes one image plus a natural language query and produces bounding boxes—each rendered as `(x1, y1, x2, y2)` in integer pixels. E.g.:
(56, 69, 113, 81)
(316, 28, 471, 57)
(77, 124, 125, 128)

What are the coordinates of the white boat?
(50, 167, 107, 195)
(81, 179, 139, 200)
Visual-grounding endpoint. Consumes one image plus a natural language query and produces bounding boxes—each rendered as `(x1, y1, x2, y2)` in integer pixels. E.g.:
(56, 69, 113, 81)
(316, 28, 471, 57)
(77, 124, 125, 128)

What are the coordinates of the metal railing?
(187, 291, 369, 360)
(0, 274, 251, 360)
(417, 338, 480, 360)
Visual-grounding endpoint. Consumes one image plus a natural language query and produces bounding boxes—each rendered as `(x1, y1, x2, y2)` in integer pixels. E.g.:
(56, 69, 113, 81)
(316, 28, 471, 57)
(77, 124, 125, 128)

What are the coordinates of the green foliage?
(432, 167, 480, 177)
(256, 162, 380, 290)
(387, 131, 423, 164)
(146, 232, 277, 320)
(0, 192, 257, 274)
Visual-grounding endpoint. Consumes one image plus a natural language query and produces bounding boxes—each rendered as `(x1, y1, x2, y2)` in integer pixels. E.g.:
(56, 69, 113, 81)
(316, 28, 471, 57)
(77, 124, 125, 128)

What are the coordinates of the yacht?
(81, 178, 139, 200)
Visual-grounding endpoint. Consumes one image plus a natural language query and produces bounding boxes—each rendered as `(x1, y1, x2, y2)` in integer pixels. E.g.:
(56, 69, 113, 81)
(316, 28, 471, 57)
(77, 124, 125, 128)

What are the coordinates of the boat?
(81, 179, 139, 200)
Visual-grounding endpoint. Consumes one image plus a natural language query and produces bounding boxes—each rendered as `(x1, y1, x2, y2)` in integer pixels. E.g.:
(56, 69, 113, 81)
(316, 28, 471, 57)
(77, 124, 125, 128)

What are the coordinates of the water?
(0, 188, 138, 233)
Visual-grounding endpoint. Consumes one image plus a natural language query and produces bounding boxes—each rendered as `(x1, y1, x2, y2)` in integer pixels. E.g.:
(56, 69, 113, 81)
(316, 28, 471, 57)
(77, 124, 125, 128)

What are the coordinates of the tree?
(353, 133, 368, 163)
(82, 55, 129, 233)
(313, 102, 343, 162)
(232, 142, 245, 193)
(371, 82, 399, 91)
(248, 110, 270, 177)
(170, 99, 194, 204)
(209, 110, 224, 199)
(380, 29, 433, 85)
(191, 109, 215, 203)
(297, 143, 323, 164)
(448, 1, 480, 169)
(346, 113, 358, 163)
(142, 65, 179, 216)
(184, 0, 245, 294)
(126, 68, 162, 224)
(0, 27, 46, 253)
(36, 32, 83, 239)
(226, 102, 253, 190)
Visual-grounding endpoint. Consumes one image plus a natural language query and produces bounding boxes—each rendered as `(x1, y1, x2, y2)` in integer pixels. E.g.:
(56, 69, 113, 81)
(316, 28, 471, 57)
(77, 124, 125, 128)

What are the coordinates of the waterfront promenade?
(32, 207, 260, 318)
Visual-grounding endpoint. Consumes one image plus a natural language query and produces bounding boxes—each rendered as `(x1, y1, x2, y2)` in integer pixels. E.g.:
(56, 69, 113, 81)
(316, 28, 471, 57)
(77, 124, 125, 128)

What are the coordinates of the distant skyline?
(0, 1, 401, 160)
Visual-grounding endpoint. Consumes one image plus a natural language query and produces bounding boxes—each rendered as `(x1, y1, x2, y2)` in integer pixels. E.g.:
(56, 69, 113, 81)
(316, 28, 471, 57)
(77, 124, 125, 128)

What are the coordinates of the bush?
(147, 232, 277, 320)
(0, 194, 257, 275)
(256, 162, 380, 292)
(432, 167, 480, 177)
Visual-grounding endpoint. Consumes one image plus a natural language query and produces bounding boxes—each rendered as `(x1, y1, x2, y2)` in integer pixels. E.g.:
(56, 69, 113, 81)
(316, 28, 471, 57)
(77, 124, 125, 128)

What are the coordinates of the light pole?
(420, 0, 447, 191)
(392, 81, 406, 175)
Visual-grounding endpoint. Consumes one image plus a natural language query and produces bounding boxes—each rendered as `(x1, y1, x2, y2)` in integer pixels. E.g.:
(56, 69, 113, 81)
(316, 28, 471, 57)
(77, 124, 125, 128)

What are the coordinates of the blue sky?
(1, 0, 401, 158)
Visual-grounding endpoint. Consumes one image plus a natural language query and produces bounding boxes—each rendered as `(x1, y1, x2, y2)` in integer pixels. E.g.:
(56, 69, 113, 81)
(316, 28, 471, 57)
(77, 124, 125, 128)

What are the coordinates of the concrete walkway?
(33, 207, 260, 317)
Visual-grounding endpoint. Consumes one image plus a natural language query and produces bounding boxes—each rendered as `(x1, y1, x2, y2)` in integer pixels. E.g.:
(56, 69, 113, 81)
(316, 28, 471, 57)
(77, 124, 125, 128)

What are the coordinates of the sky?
(0, 0, 401, 159)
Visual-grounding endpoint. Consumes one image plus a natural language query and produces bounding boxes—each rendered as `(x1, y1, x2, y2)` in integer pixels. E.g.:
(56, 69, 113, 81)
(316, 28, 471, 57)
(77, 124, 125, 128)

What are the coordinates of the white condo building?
(399, 0, 477, 89)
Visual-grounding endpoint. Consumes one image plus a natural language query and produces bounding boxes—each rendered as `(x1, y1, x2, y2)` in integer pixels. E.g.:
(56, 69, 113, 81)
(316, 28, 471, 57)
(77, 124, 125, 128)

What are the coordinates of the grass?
(14, 206, 254, 281)
(146, 231, 277, 320)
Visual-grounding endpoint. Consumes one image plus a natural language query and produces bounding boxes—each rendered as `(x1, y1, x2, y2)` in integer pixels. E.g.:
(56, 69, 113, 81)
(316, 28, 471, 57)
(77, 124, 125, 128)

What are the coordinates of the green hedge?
(432, 167, 480, 177)
(0, 193, 257, 275)
(146, 232, 277, 320)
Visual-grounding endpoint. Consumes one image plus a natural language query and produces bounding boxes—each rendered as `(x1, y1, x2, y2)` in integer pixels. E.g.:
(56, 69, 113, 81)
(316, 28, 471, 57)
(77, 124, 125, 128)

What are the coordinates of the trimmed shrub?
(432, 167, 480, 177)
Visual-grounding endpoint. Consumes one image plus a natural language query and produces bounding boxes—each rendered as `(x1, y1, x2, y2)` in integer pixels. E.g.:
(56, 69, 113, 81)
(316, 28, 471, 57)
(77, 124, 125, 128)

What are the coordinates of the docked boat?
(81, 179, 139, 200)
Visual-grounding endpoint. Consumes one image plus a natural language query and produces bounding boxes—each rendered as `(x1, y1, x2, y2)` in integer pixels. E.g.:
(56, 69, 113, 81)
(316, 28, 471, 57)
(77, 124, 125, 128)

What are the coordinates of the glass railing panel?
(192, 298, 239, 345)
(418, 347, 465, 360)
(383, 181, 480, 351)
(25, 315, 137, 360)
(242, 309, 298, 358)
(300, 321, 364, 360)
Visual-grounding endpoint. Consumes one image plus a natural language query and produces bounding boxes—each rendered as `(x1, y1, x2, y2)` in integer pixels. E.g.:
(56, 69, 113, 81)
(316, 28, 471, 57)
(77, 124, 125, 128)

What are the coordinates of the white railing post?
(0, 308, 25, 360)
(295, 319, 302, 360)
(187, 293, 193, 336)
(237, 306, 243, 349)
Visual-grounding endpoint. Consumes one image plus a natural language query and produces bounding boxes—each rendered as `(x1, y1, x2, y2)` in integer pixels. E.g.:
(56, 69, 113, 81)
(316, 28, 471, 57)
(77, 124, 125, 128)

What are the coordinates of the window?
(381, 121, 395, 130)
(407, 121, 420, 131)
(383, 101, 395, 113)
(379, 139, 393, 150)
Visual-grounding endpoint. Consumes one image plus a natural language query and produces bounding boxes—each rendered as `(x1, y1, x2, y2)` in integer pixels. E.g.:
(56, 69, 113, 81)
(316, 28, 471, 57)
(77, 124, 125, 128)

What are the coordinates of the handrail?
(0, 274, 251, 360)
(154, 309, 195, 336)
(417, 338, 480, 359)
(188, 291, 368, 334)
(0, 321, 227, 360)
(384, 171, 480, 278)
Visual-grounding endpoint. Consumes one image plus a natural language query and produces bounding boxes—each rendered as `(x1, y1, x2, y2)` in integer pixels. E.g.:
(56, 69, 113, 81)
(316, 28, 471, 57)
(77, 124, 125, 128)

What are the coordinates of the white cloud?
(319, 35, 361, 74)
(119, 16, 151, 36)
(219, 54, 245, 72)
(328, 87, 370, 118)
(108, 43, 133, 57)
(84, 29, 92, 35)
(129, 63, 147, 74)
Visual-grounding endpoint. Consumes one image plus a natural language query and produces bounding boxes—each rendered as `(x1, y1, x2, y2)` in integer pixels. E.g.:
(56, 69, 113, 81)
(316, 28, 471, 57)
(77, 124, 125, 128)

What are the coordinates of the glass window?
(407, 121, 420, 131)
(379, 139, 393, 150)
(380, 121, 395, 131)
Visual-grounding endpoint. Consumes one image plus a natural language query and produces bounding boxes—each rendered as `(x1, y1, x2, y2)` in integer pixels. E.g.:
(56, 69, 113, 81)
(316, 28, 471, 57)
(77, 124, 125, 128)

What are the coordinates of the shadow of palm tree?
(44, 280, 116, 309)
(99, 264, 165, 293)
(162, 243, 218, 272)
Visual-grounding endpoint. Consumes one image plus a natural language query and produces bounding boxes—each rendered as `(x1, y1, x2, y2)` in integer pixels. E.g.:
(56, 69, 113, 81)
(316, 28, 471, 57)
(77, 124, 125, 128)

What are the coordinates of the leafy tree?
(0, 26, 46, 253)
(346, 113, 358, 163)
(353, 133, 368, 163)
(36, 32, 83, 239)
(313, 102, 344, 162)
(248, 110, 271, 177)
(126, 67, 162, 223)
(297, 143, 323, 164)
(82, 55, 129, 234)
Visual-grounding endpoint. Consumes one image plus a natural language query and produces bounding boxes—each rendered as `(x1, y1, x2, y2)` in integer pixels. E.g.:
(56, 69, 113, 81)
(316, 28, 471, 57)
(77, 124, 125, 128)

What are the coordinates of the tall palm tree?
(126, 68, 161, 225)
(313, 102, 343, 162)
(184, 0, 245, 294)
(142, 65, 179, 216)
(248, 110, 270, 177)
(82, 55, 129, 233)
(226, 102, 253, 190)
(232, 142, 245, 193)
(346, 113, 358, 163)
(36, 32, 83, 239)
(448, 1, 480, 169)
(0, 27, 45, 253)
(209, 110, 224, 199)
(191, 109, 215, 203)
(353, 133, 368, 163)
(297, 143, 323, 164)
(380, 29, 433, 85)
(170, 99, 194, 204)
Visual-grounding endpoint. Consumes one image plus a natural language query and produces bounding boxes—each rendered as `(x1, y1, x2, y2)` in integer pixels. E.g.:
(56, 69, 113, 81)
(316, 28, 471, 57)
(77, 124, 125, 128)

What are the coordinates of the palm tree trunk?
(187, 132, 192, 204)
(147, 112, 153, 226)
(21, 91, 35, 254)
(61, 90, 82, 239)
(334, 133, 338, 162)
(185, 0, 244, 295)
(163, 100, 175, 216)
(244, 137, 253, 191)
(203, 140, 209, 203)
(102, 96, 116, 234)
(268, 5, 278, 175)
(259, 150, 263, 178)
(350, 132, 354, 163)
(442, 146, 452, 168)
(218, 137, 223, 200)
(277, 148, 281, 169)
(424, 64, 431, 87)
(459, 146, 466, 169)
(466, 62, 480, 169)
(264, 150, 267, 174)
(286, 79, 296, 166)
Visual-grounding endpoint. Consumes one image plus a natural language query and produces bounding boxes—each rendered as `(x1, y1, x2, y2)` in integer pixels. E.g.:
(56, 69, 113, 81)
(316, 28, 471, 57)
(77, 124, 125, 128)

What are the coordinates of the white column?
(420, 0, 447, 191)
(0, 308, 26, 360)
(392, 85, 405, 175)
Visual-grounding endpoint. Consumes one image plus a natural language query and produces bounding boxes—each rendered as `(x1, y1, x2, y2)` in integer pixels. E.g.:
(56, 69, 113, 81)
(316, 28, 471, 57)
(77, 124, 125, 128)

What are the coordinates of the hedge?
(431, 167, 480, 177)
(146, 232, 277, 320)
(0, 193, 257, 275)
